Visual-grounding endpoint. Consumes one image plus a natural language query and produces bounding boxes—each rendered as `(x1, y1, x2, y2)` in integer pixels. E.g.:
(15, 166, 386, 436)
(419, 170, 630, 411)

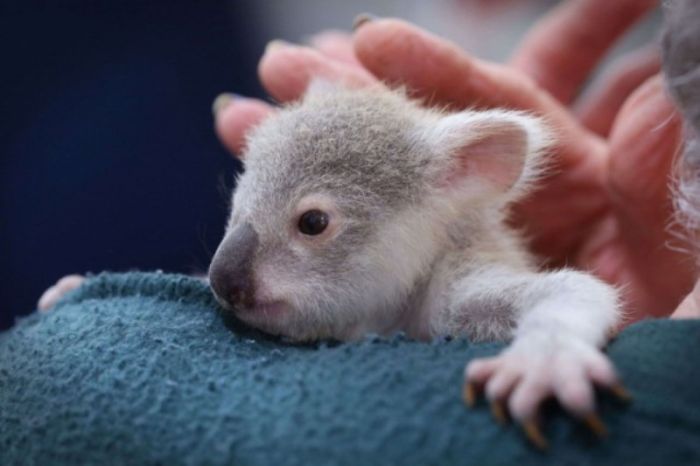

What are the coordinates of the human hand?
(213, 0, 694, 322)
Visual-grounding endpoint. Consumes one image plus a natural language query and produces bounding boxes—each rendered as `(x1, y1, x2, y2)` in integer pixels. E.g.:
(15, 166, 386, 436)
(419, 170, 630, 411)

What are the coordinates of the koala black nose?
(209, 223, 259, 309)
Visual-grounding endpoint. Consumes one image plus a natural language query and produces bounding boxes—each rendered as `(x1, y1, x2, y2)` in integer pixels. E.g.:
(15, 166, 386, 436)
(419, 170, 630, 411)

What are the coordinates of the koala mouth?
(233, 300, 295, 337)
(242, 300, 289, 316)
(211, 289, 289, 320)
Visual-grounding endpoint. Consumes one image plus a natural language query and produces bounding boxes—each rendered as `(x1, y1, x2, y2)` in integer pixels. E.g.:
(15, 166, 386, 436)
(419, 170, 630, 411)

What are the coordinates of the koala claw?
(462, 381, 477, 407)
(522, 420, 548, 450)
(463, 338, 626, 449)
(583, 413, 608, 437)
(38, 274, 85, 311)
(610, 383, 633, 403)
(490, 400, 508, 425)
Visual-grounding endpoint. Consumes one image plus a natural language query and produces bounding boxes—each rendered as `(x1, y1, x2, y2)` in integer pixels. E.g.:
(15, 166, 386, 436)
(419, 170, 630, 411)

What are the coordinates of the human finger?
(606, 74, 694, 312)
(510, 0, 657, 103)
(214, 94, 275, 157)
(353, 18, 559, 112)
(259, 41, 375, 103)
(307, 30, 361, 66)
(576, 46, 661, 137)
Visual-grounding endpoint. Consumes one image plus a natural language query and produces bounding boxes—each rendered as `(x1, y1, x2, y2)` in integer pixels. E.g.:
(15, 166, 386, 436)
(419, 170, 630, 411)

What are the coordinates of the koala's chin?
(230, 304, 335, 342)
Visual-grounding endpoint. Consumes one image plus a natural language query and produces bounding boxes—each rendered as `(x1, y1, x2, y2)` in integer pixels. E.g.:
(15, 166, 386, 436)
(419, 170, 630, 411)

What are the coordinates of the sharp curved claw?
(583, 413, 608, 437)
(610, 383, 633, 403)
(463, 382, 477, 407)
(490, 400, 508, 425)
(522, 420, 548, 450)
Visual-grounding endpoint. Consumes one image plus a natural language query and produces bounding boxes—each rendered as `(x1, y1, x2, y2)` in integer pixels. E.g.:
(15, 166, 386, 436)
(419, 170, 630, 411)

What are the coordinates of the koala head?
(209, 84, 550, 341)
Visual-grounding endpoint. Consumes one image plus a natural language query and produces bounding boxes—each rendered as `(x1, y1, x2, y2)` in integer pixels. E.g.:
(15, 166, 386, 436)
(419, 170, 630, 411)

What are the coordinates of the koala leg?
(452, 267, 624, 448)
(38, 274, 85, 311)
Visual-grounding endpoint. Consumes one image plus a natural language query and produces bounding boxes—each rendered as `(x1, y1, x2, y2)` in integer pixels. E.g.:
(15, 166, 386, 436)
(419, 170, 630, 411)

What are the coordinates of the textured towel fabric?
(1, 272, 699, 466)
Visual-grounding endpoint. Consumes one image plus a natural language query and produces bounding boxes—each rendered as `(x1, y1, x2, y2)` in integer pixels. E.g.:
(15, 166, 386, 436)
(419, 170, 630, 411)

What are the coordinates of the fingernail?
(264, 39, 292, 54)
(353, 13, 377, 31)
(212, 93, 236, 115)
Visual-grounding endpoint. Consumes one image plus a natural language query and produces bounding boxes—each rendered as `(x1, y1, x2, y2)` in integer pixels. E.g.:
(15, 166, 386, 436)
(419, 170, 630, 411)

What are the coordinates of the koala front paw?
(463, 336, 631, 449)
(38, 274, 85, 311)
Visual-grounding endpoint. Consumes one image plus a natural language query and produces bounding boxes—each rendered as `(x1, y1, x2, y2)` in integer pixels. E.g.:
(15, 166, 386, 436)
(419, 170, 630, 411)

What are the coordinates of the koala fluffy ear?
(424, 110, 551, 195)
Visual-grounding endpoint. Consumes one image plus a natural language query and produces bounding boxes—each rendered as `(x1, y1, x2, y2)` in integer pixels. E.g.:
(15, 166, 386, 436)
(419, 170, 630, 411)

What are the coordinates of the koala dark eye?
(298, 209, 329, 236)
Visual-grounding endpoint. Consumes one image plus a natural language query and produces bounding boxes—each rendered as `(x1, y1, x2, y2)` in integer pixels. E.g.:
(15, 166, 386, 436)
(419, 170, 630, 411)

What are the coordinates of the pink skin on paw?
(465, 341, 618, 423)
(464, 357, 500, 382)
(485, 366, 522, 401)
(508, 366, 552, 420)
(587, 352, 618, 386)
(555, 375, 595, 417)
(38, 275, 85, 311)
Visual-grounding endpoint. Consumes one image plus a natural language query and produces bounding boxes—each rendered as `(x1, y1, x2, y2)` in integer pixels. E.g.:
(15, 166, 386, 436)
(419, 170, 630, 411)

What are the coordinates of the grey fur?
(662, 0, 700, 233)
(209, 83, 619, 350)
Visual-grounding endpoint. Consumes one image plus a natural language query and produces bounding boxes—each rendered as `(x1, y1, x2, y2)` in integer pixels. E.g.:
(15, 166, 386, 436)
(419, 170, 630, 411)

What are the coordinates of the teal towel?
(1, 272, 699, 465)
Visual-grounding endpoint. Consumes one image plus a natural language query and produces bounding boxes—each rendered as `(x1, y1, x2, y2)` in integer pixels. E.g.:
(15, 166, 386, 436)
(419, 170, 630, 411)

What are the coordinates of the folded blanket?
(1, 272, 699, 466)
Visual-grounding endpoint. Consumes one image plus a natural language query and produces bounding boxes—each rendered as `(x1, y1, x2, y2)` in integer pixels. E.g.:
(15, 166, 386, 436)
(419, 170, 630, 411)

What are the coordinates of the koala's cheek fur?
(234, 249, 348, 340)
(243, 212, 433, 341)
(230, 201, 450, 341)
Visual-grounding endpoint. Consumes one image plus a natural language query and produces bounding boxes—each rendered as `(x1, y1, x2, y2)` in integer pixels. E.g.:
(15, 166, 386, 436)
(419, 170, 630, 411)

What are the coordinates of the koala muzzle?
(209, 223, 258, 309)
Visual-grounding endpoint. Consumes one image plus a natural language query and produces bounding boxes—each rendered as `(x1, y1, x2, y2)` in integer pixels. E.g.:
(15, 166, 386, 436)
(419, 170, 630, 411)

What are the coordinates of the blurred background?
(0, 0, 660, 329)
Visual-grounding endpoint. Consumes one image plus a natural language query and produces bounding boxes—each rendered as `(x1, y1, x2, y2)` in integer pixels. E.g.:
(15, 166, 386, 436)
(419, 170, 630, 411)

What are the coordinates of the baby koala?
(209, 82, 623, 448)
(40, 82, 622, 448)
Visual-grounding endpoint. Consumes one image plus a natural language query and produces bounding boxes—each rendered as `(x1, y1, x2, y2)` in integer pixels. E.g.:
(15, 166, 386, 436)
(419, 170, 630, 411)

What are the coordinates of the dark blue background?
(1, 1, 264, 328)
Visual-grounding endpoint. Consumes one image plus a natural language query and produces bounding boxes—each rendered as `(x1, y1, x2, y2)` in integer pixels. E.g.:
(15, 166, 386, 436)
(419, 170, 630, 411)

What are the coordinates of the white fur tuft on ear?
(424, 109, 553, 197)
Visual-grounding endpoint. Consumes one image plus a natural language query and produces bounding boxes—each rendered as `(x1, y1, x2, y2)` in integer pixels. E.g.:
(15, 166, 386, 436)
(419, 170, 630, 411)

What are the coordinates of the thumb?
(607, 74, 694, 308)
